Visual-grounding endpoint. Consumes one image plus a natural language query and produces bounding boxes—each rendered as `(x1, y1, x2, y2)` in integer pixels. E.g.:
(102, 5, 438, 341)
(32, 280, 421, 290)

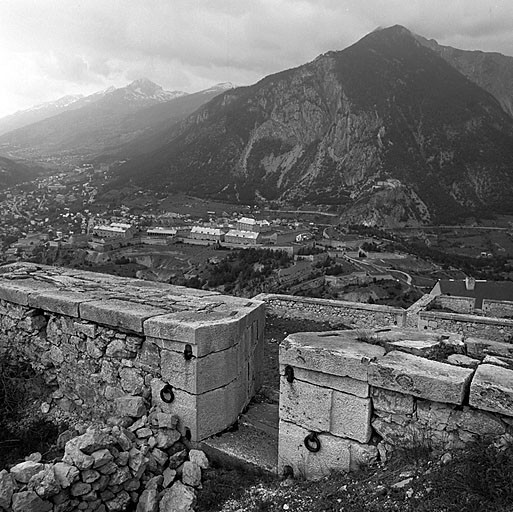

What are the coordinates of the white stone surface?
(369, 351, 474, 404)
(160, 343, 240, 394)
(278, 420, 377, 480)
(280, 379, 332, 432)
(470, 364, 513, 417)
(330, 391, 372, 443)
(281, 365, 369, 397)
(280, 331, 386, 382)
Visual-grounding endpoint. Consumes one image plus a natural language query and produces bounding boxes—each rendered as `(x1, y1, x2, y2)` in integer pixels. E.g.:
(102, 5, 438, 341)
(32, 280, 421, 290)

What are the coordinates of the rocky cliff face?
(114, 26, 513, 225)
(416, 35, 513, 119)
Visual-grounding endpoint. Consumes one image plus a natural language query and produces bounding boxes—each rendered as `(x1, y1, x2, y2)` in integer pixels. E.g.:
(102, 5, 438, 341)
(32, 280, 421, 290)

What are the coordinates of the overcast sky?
(0, 0, 512, 118)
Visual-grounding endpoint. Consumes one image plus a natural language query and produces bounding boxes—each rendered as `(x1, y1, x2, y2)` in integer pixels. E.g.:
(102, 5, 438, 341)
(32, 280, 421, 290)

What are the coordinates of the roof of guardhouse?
(436, 279, 513, 308)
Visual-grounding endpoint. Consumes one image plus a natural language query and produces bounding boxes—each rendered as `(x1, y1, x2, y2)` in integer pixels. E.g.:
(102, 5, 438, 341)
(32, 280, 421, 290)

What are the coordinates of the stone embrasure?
(368, 350, 474, 404)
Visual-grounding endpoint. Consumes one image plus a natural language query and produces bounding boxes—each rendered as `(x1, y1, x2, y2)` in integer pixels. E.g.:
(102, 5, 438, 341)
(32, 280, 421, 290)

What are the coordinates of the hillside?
(0, 155, 43, 190)
(110, 26, 513, 226)
(0, 80, 229, 164)
(416, 35, 513, 118)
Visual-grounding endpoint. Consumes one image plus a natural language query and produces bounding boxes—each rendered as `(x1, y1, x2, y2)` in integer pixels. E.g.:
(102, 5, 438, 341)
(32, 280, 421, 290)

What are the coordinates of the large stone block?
(280, 365, 369, 398)
(160, 342, 240, 395)
(280, 379, 332, 432)
(278, 420, 377, 480)
(80, 299, 167, 333)
(28, 290, 96, 317)
(144, 303, 263, 356)
(369, 351, 474, 404)
(330, 391, 372, 443)
(0, 279, 54, 306)
(280, 331, 386, 382)
(466, 338, 513, 359)
(150, 377, 249, 441)
(470, 364, 513, 417)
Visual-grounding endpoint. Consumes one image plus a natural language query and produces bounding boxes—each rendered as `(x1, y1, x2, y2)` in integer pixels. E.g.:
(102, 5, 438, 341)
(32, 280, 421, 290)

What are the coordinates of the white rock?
(188, 450, 209, 469)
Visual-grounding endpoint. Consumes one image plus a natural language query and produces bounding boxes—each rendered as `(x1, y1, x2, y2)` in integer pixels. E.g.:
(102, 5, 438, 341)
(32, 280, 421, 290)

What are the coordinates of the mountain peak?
(126, 78, 162, 93)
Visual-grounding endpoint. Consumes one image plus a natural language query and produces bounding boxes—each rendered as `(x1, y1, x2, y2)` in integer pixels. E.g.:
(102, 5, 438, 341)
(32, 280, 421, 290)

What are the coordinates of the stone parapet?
(278, 326, 513, 480)
(419, 310, 513, 340)
(254, 293, 406, 328)
(0, 263, 265, 442)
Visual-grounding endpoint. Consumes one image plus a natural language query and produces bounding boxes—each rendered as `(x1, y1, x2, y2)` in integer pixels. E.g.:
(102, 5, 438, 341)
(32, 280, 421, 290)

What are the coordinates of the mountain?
(0, 155, 43, 190)
(110, 26, 513, 225)
(0, 79, 219, 164)
(0, 87, 121, 136)
(415, 35, 513, 119)
(97, 83, 236, 160)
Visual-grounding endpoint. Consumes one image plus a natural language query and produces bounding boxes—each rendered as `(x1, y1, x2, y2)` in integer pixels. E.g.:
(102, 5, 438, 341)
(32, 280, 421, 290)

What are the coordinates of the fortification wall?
(0, 263, 265, 443)
(482, 299, 513, 318)
(254, 293, 406, 328)
(419, 310, 513, 341)
(433, 294, 475, 314)
(278, 328, 513, 480)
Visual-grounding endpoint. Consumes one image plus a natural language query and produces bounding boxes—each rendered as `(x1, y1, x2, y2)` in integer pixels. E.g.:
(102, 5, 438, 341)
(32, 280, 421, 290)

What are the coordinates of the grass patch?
(196, 437, 513, 512)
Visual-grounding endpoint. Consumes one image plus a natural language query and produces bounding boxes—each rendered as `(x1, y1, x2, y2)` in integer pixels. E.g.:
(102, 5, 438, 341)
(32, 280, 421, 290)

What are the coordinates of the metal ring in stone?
(304, 432, 321, 453)
(160, 384, 174, 403)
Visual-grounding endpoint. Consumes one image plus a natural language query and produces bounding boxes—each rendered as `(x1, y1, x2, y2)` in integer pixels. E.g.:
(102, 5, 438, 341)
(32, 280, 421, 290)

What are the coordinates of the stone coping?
(0, 263, 263, 340)
(254, 293, 405, 315)
(280, 327, 513, 414)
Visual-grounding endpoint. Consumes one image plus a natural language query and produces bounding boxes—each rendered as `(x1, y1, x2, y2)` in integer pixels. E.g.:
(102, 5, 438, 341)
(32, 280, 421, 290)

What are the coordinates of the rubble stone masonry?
(0, 263, 265, 443)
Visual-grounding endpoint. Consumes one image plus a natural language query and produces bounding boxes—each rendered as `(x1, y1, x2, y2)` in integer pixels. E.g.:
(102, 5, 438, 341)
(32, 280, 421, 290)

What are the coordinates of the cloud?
(0, 0, 512, 117)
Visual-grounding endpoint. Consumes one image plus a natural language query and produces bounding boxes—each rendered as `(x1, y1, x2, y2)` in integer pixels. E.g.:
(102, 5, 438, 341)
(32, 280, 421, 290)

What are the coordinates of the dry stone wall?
(254, 293, 405, 328)
(0, 263, 265, 443)
(431, 295, 475, 314)
(278, 328, 513, 480)
(482, 299, 513, 318)
(418, 310, 513, 341)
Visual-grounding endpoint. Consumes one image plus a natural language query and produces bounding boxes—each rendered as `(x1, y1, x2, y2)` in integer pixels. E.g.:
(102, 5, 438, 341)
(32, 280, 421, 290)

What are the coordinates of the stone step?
(200, 402, 279, 475)
(240, 401, 279, 438)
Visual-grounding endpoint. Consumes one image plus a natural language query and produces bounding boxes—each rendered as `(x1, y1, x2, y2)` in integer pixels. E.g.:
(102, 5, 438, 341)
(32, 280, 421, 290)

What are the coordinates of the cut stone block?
(0, 279, 54, 306)
(278, 420, 377, 480)
(28, 290, 97, 317)
(144, 301, 263, 356)
(280, 379, 332, 432)
(80, 299, 167, 333)
(368, 351, 474, 404)
(150, 377, 250, 441)
(387, 339, 441, 356)
(330, 391, 372, 443)
(280, 331, 386, 382)
(279, 365, 369, 398)
(160, 343, 239, 394)
(466, 337, 513, 359)
(482, 355, 513, 369)
(371, 387, 414, 415)
(470, 364, 513, 417)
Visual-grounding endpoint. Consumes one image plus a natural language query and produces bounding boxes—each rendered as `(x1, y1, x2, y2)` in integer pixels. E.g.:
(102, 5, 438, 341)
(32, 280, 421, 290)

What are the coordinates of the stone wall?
(418, 310, 513, 341)
(482, 299, 513, 318)
(278, 328, 513, 480)
(432, 294, 475, 314)
(0, 263, 265, 443)
(254, 293, 405, 328)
